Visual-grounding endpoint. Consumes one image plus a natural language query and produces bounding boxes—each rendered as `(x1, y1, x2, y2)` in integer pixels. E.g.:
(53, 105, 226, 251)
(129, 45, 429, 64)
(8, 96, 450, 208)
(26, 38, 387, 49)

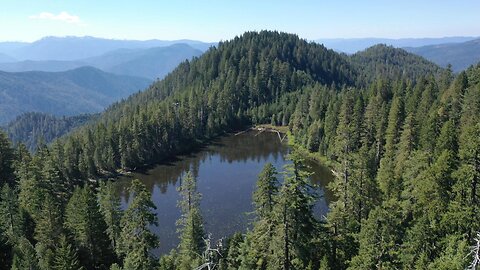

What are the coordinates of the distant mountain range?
(317, 36, 477, 54)
(0, 36, 214, 61)
(404, 38, 480, 72)
(0, 66, 150, 124)
(317, 36, 480, 72)
(1, 34, 479, 127)
(0, 53, 16, 63)
(0, 43, 203, 80)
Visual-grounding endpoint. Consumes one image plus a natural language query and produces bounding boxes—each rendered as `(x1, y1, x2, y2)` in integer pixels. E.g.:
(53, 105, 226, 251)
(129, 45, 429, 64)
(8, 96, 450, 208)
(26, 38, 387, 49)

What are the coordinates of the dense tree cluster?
(0, 31, 479, 269)
(4, 112, 96, 152)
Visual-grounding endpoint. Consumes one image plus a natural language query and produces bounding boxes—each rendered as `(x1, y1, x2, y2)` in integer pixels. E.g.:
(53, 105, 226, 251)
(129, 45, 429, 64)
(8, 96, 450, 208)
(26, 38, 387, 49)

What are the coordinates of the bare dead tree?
(468, 231, 480, 270)
(193, 233, 223, 270)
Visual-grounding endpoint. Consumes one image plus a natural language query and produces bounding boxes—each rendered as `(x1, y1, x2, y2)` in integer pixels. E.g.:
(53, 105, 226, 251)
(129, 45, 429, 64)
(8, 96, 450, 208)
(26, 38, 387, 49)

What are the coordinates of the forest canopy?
(0, 31, 479, 270)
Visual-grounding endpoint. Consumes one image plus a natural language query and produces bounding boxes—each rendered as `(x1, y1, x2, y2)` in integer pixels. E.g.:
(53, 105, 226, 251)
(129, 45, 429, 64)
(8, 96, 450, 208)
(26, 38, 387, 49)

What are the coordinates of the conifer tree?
(0, 131, 16, 186)
(241, 163, 279, 269)
(35, 194, 63, 270)
(64, 185, 113, 269)
(271, 152, 317, 270)
(0, 185, 24, 243)
(176, 172, 205, 270)
(377, 95, 404, 199)
(11, 236, 39, 270)
(118, 180, 158, 270)
(349, 200, 404, 270)
(52, 235, 83, 270)
(98, 181, 123, 252)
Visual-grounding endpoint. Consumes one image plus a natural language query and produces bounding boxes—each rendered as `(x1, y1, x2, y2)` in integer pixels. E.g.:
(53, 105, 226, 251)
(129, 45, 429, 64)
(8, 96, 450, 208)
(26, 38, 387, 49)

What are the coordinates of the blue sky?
(0, 0, 479, 42)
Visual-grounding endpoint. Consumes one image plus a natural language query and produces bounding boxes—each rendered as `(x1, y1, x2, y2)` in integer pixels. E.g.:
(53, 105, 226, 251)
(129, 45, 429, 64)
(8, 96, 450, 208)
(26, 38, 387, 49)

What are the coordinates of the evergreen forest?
(0, 31, 479, 269)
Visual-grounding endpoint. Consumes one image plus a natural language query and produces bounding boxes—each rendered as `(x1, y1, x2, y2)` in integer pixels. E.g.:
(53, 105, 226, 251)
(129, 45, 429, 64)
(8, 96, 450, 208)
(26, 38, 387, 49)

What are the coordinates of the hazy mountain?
(317, 36, 477, 54)
(0, 36, 213, 61)
(0, 53, 16, 63)
(404, 38, 480, 72)
(0, 59, 87, 72)
(0, 43, 203, 80)
(0, 41, 28, 55)
(97, 44, 203, 79)
(0, 66, 150, 124)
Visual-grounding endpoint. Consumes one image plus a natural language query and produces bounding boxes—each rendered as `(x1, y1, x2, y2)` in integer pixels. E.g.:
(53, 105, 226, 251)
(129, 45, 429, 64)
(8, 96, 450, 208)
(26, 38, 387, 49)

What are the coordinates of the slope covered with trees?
(349, 44, 441, 85)
(0, 66, 150, 124)
(3, 112, 97, 152)
(0, 31, 478, 269)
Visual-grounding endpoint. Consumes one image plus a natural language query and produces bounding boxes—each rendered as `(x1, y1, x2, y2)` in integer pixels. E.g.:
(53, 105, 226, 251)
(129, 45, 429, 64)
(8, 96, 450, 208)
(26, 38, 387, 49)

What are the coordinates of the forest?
(0, 31, 479, 269)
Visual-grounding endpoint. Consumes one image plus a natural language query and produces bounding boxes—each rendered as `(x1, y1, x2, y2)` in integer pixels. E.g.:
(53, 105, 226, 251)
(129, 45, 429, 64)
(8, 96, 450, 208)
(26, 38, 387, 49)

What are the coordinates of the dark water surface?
(116, 131, 334, 254)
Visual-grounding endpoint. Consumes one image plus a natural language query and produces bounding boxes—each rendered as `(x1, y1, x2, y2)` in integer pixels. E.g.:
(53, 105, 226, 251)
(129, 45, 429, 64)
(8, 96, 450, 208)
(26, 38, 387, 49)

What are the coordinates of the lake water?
(115, 131, 334, 254)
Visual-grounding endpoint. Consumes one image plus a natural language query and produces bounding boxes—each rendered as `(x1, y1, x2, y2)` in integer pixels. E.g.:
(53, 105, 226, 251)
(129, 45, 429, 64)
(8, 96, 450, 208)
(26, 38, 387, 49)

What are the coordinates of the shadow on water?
(116, 130, 334, 255)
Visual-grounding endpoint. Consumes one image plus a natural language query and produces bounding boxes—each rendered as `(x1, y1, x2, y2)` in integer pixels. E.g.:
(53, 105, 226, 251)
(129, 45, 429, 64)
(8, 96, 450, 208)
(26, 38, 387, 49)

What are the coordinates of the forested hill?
(104, 30, 357, 114)
(3, 112, 97, 152)
(47, 31, 356, 172)
(7, 31, 441, 173)
(2, 31, 476, 270)
(350, 44, 441, 85)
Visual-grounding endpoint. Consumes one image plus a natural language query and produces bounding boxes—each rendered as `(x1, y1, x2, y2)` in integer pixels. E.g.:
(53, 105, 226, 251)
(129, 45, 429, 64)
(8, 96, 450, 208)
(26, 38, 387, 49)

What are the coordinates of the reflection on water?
(116, 131, 334, 254)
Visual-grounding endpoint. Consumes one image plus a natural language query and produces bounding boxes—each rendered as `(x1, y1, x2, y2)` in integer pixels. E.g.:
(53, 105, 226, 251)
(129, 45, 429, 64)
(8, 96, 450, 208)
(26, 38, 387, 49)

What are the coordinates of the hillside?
(0, 66, 150, 124)
(3, 112, 97, 151)
(5, 34, 441, 152)
(0, 59, 87, 72)
(349, 44, 441, 84)
(44, 31, 440, 175)
(0, 31, 478, 270)
(404, 38, 480, 72)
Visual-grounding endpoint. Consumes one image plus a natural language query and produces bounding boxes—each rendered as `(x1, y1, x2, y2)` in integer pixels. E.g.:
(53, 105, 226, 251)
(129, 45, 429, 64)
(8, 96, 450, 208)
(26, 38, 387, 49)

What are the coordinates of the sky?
(0, 0, 479, 42)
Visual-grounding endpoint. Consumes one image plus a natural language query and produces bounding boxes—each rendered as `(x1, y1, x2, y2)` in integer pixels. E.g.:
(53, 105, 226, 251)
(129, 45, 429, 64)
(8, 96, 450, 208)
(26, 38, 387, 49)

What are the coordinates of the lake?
(115, 130, 334, 254)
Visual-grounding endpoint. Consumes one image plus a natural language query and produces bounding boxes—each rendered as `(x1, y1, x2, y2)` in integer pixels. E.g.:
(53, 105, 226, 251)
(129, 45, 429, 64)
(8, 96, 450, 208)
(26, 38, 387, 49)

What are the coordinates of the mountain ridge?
(317, 36, 478, 53)
(404, 38, 480, 72)
(0, 66, 150, 124)
(0, 43, 204, 80)
(0, 36, 215, 61)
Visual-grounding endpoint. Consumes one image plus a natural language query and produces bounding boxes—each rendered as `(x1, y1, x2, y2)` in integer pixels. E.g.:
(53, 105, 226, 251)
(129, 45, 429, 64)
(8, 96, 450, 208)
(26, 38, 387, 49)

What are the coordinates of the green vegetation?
(0, 31, 479, 269)
(3, 112, 97, 152)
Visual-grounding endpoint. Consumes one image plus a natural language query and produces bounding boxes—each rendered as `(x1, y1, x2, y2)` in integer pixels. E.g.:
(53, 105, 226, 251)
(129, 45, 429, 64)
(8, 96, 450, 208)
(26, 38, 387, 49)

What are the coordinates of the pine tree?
(176, 172, 205, 270)
(17, 161, 44, 221)
(453, 85, 480, 237)
(349, 200, 404, 270)
(0, 184, 24, 243)
(333, 93, 355, 204)
(98, 181, 123, 251)
(35, 194, 63, 270)
(271, 152, 317, 270)
(241, 163, 279, 269)
(377, 95, 404, 199)
(52, 235, 83, 270)
(394, 113, 416, 179)
(64, 185, 113, 269)
(0, 131, 16, 186)
(118, 180, 158, 270)
(11, 236, 39, 270)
